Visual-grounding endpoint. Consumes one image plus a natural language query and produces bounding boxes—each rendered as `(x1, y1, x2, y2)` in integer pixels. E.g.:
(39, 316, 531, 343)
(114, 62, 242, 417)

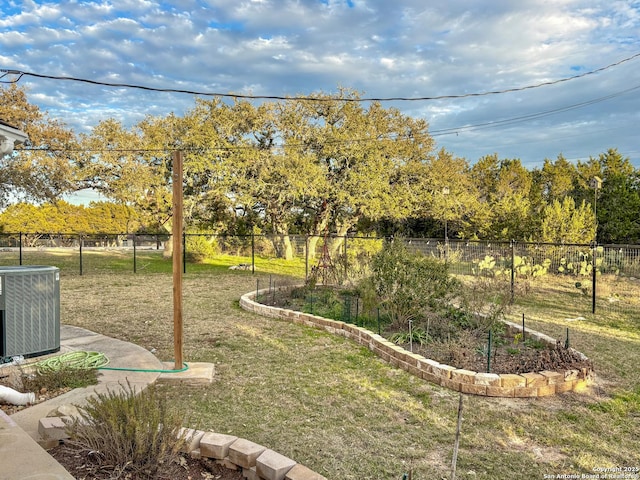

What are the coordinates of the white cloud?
(1, 0, 639, 166)
(0, 2, 61, 27)
(0, 30, 29, 47)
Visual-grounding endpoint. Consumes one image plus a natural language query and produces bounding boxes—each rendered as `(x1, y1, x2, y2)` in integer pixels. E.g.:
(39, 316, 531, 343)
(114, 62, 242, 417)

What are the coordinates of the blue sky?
(2, 0, 640, 172)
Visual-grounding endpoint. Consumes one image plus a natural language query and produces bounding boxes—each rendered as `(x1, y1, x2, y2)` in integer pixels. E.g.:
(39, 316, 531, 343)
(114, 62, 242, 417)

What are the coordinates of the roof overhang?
(0, 121, 29, 155)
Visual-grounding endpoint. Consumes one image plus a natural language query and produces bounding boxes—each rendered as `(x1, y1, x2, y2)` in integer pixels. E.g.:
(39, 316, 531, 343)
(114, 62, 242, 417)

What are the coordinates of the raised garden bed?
(241, 287, 594, 398)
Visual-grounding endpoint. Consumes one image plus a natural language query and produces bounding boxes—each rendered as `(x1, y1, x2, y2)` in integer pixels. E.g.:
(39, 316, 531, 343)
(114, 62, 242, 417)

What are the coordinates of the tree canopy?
(0, 200, 139, 246)
(0, 85, 79, 206)
(2, 84, 640, 249)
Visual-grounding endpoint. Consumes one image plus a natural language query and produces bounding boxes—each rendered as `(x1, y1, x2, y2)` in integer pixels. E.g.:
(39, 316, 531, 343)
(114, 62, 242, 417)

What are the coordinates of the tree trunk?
(308, 235, 321, 260)
(160, 223, 174, 258)
(163, 235, 173, 258)
(308, 202, 332, 259)
(329, 222, 352, 256)
(272, 234, 293, 260)
(269, 218, 294, 259)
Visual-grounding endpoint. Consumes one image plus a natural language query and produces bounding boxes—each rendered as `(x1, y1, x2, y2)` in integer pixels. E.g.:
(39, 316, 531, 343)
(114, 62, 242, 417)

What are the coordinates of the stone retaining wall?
(240, 288, 593, 398)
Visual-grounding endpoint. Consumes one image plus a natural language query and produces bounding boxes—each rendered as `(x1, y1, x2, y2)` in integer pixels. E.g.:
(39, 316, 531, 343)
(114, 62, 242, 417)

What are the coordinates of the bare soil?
(411, 337, 592, 375)
(48, 442, 244, 480)
(0, 365, 72, 415)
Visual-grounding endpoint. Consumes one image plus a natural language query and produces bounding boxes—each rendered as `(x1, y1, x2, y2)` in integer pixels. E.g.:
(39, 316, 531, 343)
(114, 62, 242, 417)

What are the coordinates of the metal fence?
(405, 238, 640, 317)
(1, 232, 638, 316)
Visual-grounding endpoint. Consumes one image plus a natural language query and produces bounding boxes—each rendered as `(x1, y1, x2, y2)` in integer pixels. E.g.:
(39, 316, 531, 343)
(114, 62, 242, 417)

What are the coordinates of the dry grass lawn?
(60, 271, 640, 480)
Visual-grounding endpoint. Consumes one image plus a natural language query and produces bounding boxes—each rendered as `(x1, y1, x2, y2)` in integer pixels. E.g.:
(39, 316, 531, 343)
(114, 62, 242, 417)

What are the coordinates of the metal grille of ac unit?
(0, 266, 60, 359)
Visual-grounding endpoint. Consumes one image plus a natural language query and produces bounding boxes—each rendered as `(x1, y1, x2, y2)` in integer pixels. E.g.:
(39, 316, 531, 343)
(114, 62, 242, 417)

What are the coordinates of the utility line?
(430, 83, 640, 136)
(20, 81, 639, 154)
(2, 51, 639, 102)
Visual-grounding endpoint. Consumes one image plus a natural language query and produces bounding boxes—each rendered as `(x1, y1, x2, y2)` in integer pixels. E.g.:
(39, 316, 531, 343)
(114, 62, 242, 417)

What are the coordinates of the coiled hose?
(35, 351, 109, 374)
(34, 351, 188, 374)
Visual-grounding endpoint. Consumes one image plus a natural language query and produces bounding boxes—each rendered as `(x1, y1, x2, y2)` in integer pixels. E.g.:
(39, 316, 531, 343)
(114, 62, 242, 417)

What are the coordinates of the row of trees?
(0, 201, 138, 246)
(2, 84, 639, 258)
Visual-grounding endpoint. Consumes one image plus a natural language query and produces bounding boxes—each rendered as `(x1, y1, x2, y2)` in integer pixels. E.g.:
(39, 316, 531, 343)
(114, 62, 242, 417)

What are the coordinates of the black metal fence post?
(19, 232, 23, 265)
(343, 235, 348, 280)
(251, 232, 255, 274)
(510, 240, 515, 303)
(592, 242, 597, 314)
(408, 319, 413, 352)
(133, 234, 137, 273)
(355, 296, 359, 326)
(79, 235, 83, 276)
(343, 294, 351, 323)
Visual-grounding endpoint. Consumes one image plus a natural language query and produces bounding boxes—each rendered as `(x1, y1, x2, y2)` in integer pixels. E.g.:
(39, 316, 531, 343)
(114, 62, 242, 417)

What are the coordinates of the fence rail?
(1, 232, 639, 316)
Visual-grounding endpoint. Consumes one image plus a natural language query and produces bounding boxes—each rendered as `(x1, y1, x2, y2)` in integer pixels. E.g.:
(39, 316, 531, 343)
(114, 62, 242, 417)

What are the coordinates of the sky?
(2, 0, 640, 179)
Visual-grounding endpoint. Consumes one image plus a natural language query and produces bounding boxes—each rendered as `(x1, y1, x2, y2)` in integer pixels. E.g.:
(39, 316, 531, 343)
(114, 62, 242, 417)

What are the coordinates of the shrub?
(456, 276, 510, 334)
(217, 234, 253, 256)
(472, 254, 551, 279)
(345, 235, 384, 282)
(21, 365, 98, 392)
(366, 237, 459, 329)
(185, 234, 218, 263)
(302, 287, 345, 319)
(65, 382, 187, 479)
(389, 327, 431, 347)
(254, 235, 276, 256)
(430, 330, 478, 368)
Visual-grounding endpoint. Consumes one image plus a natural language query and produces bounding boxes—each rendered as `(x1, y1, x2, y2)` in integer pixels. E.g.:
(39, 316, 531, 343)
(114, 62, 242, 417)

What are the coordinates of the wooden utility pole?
(172, 151, 184, 370)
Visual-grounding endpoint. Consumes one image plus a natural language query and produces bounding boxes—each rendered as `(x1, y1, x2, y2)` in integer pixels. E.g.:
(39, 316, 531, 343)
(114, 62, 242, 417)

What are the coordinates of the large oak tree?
(0, 84, 78, 206)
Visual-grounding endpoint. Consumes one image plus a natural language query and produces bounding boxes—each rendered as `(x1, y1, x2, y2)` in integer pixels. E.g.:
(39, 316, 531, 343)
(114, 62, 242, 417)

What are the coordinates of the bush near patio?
(64, 382, 188, 479)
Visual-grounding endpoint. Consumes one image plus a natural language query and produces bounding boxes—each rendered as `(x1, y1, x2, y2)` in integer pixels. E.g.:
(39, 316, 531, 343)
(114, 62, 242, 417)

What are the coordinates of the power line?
(19, 80, 634, 153)
(430, 83, 640, 136)
(2, 51, 639, 102)
(18, 80, 639, 155)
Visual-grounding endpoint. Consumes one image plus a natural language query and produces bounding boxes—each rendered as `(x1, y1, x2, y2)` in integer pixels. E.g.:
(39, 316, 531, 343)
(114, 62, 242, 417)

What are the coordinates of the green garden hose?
(99, 363, 189, 373)
(35, 351, 189, 374)
(35, 351, 109, 374)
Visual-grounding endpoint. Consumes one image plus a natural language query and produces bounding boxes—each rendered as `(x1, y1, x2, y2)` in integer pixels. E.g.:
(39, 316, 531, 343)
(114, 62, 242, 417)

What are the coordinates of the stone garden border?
(38, 417, 327, 480)
(240, 288, 594, 398)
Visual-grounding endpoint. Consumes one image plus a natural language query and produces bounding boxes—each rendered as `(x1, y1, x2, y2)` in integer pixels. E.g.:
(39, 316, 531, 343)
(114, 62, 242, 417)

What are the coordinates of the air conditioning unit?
(0, 266, 60, 360)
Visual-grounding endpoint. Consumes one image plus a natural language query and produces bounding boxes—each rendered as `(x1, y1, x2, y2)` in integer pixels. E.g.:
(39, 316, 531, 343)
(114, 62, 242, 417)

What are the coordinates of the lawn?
(57, 262, 640, 479)
(0, 248, 306, 276)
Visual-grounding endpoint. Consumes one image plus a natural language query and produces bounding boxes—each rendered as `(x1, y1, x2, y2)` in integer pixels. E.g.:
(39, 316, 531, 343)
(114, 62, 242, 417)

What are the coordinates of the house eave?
(0, 120, 29, 155)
